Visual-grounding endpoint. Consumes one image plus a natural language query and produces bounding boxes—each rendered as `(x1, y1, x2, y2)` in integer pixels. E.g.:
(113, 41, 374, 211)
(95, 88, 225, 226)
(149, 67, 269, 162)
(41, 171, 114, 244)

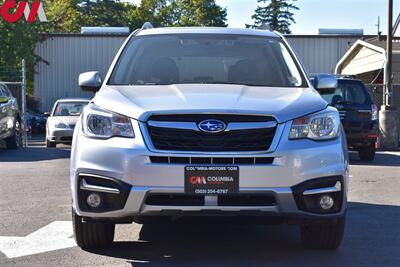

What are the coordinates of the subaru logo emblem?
(198, 119, 226, 133)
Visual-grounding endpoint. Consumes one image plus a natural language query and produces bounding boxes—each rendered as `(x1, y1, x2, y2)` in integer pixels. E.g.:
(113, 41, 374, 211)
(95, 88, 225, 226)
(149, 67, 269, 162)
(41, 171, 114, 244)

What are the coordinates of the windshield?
(53, 102, 88, 116)
(109, 34, 305, 87)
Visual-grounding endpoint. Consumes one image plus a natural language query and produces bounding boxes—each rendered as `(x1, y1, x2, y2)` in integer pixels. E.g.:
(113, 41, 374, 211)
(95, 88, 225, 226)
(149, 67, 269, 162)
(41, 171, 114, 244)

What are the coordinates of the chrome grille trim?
(139, 120, 286, 155)
(147, 120, 278, 132)
(148, 121, 199, 131)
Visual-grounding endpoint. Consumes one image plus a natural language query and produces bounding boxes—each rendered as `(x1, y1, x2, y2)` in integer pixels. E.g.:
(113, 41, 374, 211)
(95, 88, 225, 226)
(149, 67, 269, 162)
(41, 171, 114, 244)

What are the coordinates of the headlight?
(289, 109, 340, 140)
(82, 104, 134, 139)
(55, 123, 69, 129)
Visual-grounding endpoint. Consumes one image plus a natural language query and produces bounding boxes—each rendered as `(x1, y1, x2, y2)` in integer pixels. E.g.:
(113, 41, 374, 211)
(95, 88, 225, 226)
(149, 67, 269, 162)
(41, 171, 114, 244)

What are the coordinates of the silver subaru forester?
(72, 26, 348, 250)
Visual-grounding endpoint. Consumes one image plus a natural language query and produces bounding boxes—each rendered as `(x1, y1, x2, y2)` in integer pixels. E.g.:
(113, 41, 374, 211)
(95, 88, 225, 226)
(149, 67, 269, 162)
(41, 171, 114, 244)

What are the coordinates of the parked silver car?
(0, 82, 20, 149)
(72, 26, 348, 250)
(46, 99, 89, 147)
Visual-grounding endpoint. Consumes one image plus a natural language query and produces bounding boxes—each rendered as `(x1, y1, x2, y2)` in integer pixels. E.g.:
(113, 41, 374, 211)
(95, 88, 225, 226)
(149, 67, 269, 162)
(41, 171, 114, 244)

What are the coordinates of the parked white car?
(46, 99, 90, 147)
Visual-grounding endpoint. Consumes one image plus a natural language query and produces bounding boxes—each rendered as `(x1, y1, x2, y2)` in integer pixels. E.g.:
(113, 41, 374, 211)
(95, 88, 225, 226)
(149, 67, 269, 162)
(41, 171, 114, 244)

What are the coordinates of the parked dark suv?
(319, 78, 379, 161)
(0, 82, 21, 149)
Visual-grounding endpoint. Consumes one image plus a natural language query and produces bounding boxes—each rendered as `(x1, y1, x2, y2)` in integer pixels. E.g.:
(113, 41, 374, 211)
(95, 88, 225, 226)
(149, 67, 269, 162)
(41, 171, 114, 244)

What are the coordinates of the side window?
(349, 85, 367, 104)
(0, 85, 11, 97)
(321, 88, 344, 104)
(338, 82, 367, 104)
(0, 86, 6, 97)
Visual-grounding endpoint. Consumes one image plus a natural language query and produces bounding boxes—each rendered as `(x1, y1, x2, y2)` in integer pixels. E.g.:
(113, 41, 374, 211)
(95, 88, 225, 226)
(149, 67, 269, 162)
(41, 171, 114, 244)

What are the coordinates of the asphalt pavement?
(0, 139, 399, 266)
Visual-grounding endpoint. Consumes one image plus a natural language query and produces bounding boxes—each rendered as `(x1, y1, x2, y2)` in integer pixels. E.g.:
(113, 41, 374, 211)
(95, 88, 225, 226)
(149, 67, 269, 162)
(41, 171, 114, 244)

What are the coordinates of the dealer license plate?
(184, 166, 239, 195)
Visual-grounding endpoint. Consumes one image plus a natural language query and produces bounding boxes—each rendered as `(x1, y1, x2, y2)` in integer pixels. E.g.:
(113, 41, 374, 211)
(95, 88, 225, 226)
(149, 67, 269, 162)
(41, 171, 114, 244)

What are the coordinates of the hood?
(93, 84, 328, 123)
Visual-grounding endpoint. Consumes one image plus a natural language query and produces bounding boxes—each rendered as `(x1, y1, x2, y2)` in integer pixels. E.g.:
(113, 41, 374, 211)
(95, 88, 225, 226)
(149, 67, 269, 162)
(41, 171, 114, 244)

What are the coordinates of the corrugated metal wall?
(286, 36, 359, 74)
(34, 35, 127, 112)
(34, 34, 360, 112)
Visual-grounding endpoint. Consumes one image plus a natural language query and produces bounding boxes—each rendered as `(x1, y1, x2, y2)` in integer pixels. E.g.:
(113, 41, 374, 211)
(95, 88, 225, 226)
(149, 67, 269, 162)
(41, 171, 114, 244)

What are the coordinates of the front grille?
(149, 156, 274, 165)
(145, 193, 276, 207)
(146, 114, 277, 152)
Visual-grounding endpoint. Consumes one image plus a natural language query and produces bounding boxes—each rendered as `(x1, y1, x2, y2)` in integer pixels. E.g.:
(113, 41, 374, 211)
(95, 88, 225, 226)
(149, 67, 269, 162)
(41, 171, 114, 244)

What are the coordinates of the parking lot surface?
(0, 140, 399, 267)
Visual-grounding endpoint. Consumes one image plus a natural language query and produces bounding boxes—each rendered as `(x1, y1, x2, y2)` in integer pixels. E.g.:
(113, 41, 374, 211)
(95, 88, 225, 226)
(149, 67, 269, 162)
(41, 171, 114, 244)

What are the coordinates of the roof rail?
(309, 74, 356, 80)
(141, 22, 154, 30)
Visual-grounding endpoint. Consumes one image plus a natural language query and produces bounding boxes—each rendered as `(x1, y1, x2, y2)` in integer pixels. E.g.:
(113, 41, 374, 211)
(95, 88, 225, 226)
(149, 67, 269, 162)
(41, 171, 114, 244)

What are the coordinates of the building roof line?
(335, 40, 386, 74)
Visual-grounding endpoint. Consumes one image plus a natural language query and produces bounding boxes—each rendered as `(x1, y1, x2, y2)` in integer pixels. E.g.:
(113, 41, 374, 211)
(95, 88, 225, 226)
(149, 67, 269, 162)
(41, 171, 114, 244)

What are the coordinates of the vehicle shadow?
(90, 202, 400, 267)
(0, 147, 70, 162)
(349, 151, 400, 167)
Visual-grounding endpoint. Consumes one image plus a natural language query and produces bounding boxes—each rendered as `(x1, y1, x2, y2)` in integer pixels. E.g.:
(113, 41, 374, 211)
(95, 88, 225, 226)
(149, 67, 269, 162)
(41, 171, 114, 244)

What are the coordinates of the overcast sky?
(128, 0, 400, 34)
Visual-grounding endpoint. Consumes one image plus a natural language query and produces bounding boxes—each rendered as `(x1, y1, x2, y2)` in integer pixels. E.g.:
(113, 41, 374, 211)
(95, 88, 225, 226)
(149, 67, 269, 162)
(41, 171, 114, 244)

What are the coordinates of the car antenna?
(141, 22, 154, 30)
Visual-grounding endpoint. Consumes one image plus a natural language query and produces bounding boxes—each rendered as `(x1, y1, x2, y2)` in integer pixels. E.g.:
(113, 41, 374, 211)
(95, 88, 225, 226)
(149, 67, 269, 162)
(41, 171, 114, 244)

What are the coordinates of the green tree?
(174, 0, 227, 27)
(46, 0, 134, 32)
(124, 0, 227, 29)
(46, 0, 82, 32)
(246, 0, 298, 33)
(78, 0, 128, 27)
(123, 0, 174, 30)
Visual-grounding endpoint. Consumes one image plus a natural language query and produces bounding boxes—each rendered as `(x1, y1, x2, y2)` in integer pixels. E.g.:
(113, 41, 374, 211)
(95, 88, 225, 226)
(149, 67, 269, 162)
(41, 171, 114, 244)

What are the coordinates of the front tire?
(5, 121, 21, 149)
(358, 145, 375, 161)
(72, 209, 115, 249)
(300, 217, 345, 250)
(46, 138, 56, 148)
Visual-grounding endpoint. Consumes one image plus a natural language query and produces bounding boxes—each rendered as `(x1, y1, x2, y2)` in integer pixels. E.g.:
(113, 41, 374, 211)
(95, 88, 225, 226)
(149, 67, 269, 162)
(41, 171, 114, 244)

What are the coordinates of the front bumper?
(48, 128, 74, 142)
(71, 120, 348, 220)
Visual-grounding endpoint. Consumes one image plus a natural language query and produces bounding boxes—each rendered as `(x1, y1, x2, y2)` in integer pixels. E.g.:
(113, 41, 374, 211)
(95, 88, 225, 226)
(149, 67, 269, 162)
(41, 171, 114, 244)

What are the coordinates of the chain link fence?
(365, 84, 400, 108)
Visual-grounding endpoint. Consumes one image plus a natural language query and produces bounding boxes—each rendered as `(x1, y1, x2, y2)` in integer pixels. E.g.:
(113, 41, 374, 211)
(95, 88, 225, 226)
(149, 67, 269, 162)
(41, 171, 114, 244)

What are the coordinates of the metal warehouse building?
(34, 32, 365, 112)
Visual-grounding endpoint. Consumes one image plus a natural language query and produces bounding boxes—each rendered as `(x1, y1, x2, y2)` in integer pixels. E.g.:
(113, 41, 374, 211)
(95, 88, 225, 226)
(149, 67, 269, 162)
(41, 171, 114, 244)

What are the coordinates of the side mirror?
(79, 71, 102, 92)
(313, 74, 337, 95)
(0, 97, 8, 104)
(44, 112, 51, 117)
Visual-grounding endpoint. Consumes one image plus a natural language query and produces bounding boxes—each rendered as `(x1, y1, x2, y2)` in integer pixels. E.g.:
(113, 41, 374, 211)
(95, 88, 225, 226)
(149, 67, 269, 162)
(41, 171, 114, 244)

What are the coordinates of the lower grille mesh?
(145, 193, 276, 207)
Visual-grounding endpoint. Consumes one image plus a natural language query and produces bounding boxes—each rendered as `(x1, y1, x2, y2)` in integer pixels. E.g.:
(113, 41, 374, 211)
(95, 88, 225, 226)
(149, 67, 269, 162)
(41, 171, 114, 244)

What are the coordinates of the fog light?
(87, 193, 102, 208)
(319, 195, 334, 210)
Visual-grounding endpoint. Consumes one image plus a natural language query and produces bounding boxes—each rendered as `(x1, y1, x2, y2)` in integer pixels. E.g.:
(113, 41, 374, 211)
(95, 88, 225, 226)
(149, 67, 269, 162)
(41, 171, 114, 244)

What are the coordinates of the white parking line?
(0, 221, 76, 259)
(378, 151, 400, 156)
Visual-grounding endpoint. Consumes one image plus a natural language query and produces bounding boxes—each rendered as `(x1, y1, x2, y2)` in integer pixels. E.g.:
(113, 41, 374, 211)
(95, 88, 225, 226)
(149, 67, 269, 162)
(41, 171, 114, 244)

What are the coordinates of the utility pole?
(379, 0, 399, 150)
(386, 0, 393, 107)
(21, 59, 27, 148)
(376, 16, 381, 36)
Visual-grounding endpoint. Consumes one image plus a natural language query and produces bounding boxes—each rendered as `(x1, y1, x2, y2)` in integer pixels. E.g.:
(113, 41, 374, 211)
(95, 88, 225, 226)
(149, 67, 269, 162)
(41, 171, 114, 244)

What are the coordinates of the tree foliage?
(45, 0, 227, 31)
(173, 0, 227, 27)
(246, 0, 298, 34)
